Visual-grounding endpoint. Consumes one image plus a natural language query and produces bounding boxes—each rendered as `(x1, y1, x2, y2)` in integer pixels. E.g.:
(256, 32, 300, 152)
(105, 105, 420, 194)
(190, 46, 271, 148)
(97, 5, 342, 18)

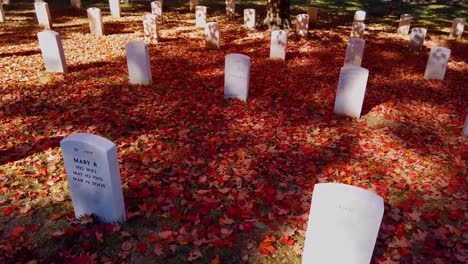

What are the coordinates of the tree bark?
(262, 0, 291, 29)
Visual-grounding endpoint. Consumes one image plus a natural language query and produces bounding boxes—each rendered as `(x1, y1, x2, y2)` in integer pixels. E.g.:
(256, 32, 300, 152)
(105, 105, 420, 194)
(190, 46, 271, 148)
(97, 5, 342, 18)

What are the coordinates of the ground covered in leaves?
(0, 0, 467, 263)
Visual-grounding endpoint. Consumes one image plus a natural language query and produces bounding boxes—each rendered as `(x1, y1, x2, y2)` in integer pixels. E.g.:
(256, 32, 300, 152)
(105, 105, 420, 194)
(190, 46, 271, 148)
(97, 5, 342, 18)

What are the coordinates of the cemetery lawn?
(0, 0, 467, 263)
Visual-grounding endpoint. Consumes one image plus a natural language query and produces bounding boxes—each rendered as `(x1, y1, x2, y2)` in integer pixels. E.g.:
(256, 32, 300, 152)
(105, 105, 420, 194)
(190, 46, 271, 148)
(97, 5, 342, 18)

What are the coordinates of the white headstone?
(224, 53, 250, 102)
(397, 14, 412, 35)
(308, 7, 318, 22)
(226, 0, 235, 19)
(344, 38, 365, 67)
(189, 0, 198, 12)
(350, 22, 365, 38)
(0, 3, 5, 23)
(195, 6, 206, 27)
(270, 30, 287, 60)
(205, 22, 220, 49)
(109, 0, 121, 18)
(34, 2, 52, 29)
(37, 30, 67, 73)
(302, 183, 384, 264)
(424, 47, 451, 80)
(296, 14, 309, 37)
(354, 10, 366, 22)
(70, 0, 81, 9)
(334, 66, 369, 118)
(126, 41, 152, 85)
(463, 114, 468, 136)
(87, 8, 104, 36)
(449, 18, 465, 40)
(244, 8, 255, 29)
(143, 13, 158, 44)
(151, 0, 163, 23)
(60, 133, 126, 223)
(2, 0, 10, 4)
(409, 27, 427, 50)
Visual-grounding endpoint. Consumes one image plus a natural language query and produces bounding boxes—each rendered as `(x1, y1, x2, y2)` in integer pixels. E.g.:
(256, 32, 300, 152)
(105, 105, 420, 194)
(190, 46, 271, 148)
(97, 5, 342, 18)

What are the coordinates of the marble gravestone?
(350, 22, 365, 38)
(354, 10, 366, 22)
(60, 133, 126, 223)
(34, 2, 52, 29)
(244, 8, 255, 29)
(37, 30, 67, 73)
(87, 8, 104, 36)
(224, 53, 250, 102)
(449, 18, 465, 40)
(302, 183, 384, 264)
(205, 22, 220, 49)
(0, 3, 5, 23)
(226, 0, 235, 19)
(195, 6, 207, 27)
(424, 47, 451, 80)
(463, 114, 468, 136)
(397, 14, 412, 35)
(109, 0, 121, 18)
(334, 66, 369, 118)
(270, 30, 287, 60)
(308, 7, 318, 22)
(143, 13, 158, 44)
(70, 0, 81, 9)
(126, 41, 152, 85)
(190, 0, 198, 12)
(344, 38, 365, 67)
(151, 0, 163, 23)
(409, 27, 427, 50)
(296, 14, 309, 37)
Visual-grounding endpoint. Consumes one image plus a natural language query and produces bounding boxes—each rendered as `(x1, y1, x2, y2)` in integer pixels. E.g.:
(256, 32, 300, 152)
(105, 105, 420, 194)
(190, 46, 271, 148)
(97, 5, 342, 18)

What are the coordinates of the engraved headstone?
(397, 14, 412, 35)
(409, 27, 427, 50)
(60, 133, 126, 223)
(334, 66, 369, 118)
(224, 53, 250, 102)
(424, 47, 451, 80)
(296, 14, 309, 37)
(87, 8, 104, 36)
(126, 41, 152, 85)
(34, 2, 52, 29)
(344, 38, 365, 67)
(109, 0, 121, 18)
(302, 183, 384, 264)
(354, 10, 366, 22)
(0, 3, 5, 23)
(270, 30, 287, 60)
(463, 114, 468, 136)
(244, 8, 255, 29)
(190, 0, 198, 12)
(195, 6, 207, 27)
(151, 0, 163, 23)
(308, 7, 318, 22)
(350, 22, 365, 38)
(449, 18, 465, 40)
(37, 30, 67, 73)
(143, 13, 158, 44)
(226, 0, 235, 19)
(205, 22, 220, 49)
(70, 0, 81, 9)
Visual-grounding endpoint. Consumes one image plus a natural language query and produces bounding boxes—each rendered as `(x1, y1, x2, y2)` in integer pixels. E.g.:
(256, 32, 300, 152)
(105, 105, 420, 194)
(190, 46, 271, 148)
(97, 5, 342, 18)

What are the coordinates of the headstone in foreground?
(151, 0, 163, 23)
(37, 30, 67, 73)
(350, 22, 365, 38)
(70, 0, 81, 9)
(354, 10, 366, 22)
(397, 14, 412, 35)
(226, 0, 235, 19)
(308, 7, 318, 22)
(424, 47, 451, 80)
(190, 0, 198, 12)
(302, 183, 384, 264)
(334, 66, 369, 118)
(143, 13, 158, 44)
(87, 8, 104, 36)
(60, 133, 126, 223)
(270, 30, 287, 60)
(224, 53, 250, 102)
(109, 0, 121, 18)
(244, 8, 255, 29)
(0, 3, 5, 23)
(409, 27, 427, 51)
(449, 18, 465, 40)
(205, 22, 220, 49)
(344, 38, 365, 67)
(296, 14, 309, 37)
(195, 5, 207, 27)
(34, 2, 52, 29)
(126, 41, 152, 85)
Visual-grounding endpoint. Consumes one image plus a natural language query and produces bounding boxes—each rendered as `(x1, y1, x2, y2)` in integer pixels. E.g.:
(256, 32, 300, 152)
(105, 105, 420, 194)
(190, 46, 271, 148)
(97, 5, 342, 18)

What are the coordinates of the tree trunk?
(262, 0, 291, 29)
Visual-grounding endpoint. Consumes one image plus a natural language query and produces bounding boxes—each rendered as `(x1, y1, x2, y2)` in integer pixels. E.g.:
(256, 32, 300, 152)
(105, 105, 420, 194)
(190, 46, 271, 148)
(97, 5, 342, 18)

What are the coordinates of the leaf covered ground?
(0, 0, 467, 263)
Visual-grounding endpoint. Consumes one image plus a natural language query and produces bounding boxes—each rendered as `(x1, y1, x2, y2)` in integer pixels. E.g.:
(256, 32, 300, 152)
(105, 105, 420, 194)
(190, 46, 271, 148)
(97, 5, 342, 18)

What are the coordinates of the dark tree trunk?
(262, 0, 291, 29)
